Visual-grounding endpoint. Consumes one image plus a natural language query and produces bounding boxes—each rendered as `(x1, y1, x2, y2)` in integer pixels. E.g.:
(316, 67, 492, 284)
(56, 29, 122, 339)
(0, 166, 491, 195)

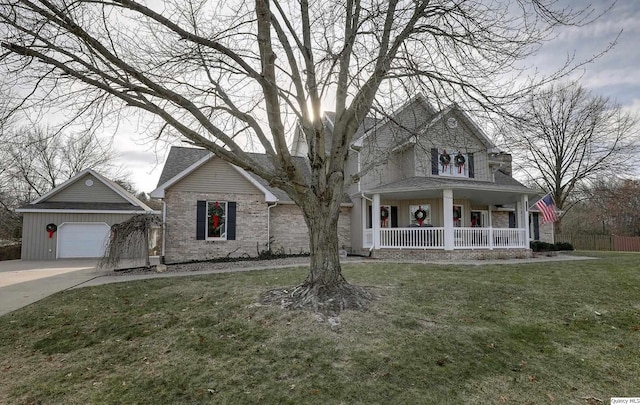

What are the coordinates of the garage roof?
(16, 169, 158, 214)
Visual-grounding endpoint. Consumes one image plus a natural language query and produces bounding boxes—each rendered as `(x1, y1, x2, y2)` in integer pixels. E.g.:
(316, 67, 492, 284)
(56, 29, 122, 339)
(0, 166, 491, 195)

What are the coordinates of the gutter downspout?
(161, 200, 167, 264)
(267, 201, 278, 252)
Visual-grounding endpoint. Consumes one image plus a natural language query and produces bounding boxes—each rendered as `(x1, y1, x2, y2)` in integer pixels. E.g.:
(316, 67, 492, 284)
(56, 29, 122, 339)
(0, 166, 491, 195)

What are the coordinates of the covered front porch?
(365, 225, 527, 250)
(358, 177, 536, 253)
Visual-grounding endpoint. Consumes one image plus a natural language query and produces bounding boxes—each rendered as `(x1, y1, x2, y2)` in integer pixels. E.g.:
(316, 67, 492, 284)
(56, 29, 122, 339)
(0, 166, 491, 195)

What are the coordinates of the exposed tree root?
(259, 281, 377, 315)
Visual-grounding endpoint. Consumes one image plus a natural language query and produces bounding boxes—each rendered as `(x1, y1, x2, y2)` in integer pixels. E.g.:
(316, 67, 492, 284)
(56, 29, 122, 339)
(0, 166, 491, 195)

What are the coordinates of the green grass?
(1, 252, 639, 404)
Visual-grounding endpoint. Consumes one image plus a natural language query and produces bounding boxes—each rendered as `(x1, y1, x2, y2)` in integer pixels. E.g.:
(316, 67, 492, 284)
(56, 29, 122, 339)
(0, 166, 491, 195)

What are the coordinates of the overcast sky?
(118, 0, 640, 193)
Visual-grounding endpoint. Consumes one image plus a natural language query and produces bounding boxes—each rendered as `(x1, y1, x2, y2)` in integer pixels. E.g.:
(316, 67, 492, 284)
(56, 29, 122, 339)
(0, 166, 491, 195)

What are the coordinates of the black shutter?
(196, 200, 206, 240)
(533, 212, 540, 240)
(227, 202, 236, 240)
(431, 148, 439, 175)
(468, 153, 474, 178)
(367, 205, 372, 229)
(391, 206, 398, 228)
(508, 212, 516, 228)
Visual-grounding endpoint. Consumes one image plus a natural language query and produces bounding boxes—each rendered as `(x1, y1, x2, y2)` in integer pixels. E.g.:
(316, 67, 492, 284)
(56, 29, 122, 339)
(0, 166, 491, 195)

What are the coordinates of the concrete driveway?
(0, 259, 104, 316)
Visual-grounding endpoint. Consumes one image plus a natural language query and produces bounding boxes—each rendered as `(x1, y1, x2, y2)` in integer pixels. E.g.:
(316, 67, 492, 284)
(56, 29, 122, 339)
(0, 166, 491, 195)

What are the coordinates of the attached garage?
(57, 223, 111, 258)
(16, 169, 159, 260)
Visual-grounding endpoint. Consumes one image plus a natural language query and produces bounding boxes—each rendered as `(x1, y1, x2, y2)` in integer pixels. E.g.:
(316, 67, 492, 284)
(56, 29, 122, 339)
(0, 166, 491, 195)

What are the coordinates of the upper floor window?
(434, 148, 473, 178)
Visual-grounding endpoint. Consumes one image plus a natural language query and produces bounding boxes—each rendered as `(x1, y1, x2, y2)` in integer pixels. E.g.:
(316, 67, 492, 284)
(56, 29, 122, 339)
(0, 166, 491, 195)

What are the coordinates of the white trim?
(15, 208, 160, 214)
(229, 165, 278, 203)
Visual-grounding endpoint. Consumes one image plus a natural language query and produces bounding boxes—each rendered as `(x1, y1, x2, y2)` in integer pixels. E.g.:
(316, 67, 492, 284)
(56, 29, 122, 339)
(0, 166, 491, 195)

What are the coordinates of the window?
(470, 210, 488, 227)
(409, 204, 432, 227)
(431, 148, 474, 178)
(367, 205, 398, 228)
(453, 205, 463, 227)
(207, 201, 227, 239)
(196, 200, 236, 241)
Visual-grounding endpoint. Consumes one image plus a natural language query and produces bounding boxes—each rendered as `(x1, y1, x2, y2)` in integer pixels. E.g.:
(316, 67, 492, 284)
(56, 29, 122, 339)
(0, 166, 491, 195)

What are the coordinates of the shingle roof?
(157, 147, 210, 187)
(156, 147, 352, 204)
(368, 171, 533, 194)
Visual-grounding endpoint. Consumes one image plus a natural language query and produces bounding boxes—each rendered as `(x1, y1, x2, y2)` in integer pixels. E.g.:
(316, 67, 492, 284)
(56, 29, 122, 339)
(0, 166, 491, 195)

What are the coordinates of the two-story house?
(151, 95, 537, 263)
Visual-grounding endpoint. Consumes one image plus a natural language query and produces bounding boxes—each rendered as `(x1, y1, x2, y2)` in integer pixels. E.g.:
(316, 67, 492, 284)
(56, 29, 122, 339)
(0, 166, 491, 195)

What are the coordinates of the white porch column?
(488, 207, 494, 250)
(372, 193, 381, 249)
(443, 189, 454, 250)
(361, 196, 368, 247)
(520, 194, 530, 247)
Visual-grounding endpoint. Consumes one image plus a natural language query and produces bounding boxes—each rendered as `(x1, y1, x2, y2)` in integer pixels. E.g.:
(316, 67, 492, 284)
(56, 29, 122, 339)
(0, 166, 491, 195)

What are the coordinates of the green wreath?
(454, 153, 466, 166)
(439, 152, 451, 166)
(414, 208, 427, 221)
(380, 206, 389, 219)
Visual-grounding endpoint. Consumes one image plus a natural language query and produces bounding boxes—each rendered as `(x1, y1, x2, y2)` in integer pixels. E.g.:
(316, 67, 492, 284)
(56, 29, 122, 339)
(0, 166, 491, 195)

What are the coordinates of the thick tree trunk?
(260, 194, 373, 314)
(305, 206, 346, 287)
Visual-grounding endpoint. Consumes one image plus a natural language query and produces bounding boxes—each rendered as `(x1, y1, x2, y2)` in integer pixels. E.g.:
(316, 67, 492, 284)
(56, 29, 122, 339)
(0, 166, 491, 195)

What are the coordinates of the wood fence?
(556, 234, 640, 252)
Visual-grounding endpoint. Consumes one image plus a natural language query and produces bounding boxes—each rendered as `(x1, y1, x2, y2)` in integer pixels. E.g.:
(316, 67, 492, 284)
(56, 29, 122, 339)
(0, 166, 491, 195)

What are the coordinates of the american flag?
(535, 194, 558, 225)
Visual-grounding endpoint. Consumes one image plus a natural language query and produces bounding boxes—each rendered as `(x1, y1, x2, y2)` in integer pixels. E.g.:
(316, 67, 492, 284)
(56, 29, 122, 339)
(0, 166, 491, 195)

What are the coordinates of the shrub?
(529, 241, 574, 252)
(530, 241, 556, 252)
(0, 244, 21, 261)
(554, 242, 574, 251)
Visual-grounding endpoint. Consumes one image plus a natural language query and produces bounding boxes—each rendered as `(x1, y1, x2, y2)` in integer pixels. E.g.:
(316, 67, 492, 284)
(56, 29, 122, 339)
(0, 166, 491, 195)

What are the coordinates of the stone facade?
(164, 191, 352, 263)
(491, 211, 510, 228)
(372, 248, 532, 261)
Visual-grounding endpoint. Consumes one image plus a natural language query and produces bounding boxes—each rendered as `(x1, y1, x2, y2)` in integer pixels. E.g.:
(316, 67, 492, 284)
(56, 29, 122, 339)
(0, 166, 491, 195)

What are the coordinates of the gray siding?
(168, 158, 260, 194)
(21, 212, 135, 260)
(416, 112, 492, 181)
(48, 174, 129, 203)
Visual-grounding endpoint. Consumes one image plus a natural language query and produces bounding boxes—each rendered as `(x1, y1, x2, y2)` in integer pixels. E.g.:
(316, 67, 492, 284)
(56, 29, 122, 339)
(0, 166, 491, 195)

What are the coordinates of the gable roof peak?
(29, 168, 153, 211)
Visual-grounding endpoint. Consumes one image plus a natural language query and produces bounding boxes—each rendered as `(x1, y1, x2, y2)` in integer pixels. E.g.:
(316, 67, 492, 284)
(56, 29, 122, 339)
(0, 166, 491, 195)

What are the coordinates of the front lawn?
(1, 252, 639, 404)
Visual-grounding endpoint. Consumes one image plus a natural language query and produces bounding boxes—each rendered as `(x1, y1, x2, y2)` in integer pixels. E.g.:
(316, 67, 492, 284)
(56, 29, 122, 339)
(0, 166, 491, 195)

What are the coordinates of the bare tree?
(567, 178, 640, 237)
(0, 126, 120, 204)
(503, 82, 639, 233)
(0, 0, 613, 309)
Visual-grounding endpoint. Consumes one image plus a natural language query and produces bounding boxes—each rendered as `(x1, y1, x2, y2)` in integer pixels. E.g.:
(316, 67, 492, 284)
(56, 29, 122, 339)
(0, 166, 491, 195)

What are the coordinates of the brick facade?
(164, 191, 352, 263)
(269, 204, 351, 254)
(164, 191, 269, 263)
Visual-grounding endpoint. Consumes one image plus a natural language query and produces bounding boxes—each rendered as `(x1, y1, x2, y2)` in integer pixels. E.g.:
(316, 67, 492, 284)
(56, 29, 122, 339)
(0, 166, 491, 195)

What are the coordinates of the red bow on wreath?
(212, 202, 221, 229)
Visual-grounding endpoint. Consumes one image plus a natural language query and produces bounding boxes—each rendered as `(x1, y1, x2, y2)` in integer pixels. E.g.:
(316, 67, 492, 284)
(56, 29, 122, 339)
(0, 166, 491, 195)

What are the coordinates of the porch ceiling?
(364, 176, 538, 205)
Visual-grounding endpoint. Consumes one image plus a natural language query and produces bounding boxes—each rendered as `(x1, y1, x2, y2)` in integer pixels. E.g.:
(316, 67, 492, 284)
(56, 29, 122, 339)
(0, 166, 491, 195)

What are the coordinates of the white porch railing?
(380, 227, 445, 249)
(364, 227, 527, 250)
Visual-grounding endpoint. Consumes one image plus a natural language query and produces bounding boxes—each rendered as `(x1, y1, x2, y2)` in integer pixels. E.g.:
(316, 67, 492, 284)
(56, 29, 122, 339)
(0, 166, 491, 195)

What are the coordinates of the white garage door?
(58, 223, 111, 258)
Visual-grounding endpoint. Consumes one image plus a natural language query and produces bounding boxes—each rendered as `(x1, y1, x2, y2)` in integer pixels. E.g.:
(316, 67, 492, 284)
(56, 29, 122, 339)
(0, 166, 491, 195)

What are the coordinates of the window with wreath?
(409, 204, 431, 226)
(430, 148, 474, 178)
(196, 200, 237, 241)
(207, 201, 227, 239)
